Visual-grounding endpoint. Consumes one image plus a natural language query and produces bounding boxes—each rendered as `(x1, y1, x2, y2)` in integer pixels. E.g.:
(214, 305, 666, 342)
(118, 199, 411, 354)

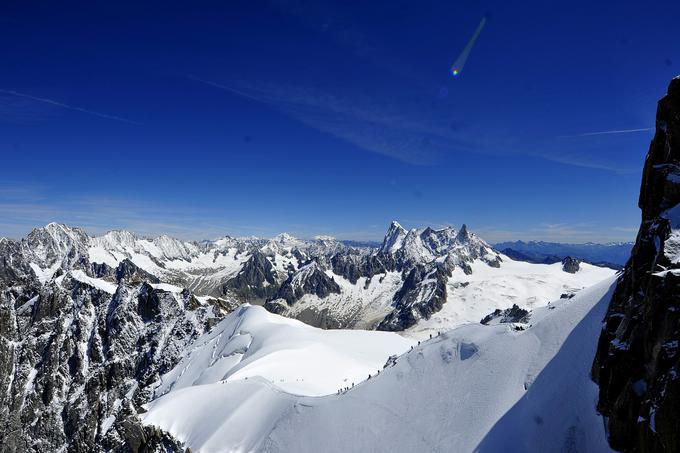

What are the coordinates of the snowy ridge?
(143, 276, 617, 453)
(152, 304, 413, 398)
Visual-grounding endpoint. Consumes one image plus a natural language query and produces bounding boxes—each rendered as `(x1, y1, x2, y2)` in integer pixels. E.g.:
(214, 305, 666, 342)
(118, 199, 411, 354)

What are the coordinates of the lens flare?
(450, 16, 486, 78)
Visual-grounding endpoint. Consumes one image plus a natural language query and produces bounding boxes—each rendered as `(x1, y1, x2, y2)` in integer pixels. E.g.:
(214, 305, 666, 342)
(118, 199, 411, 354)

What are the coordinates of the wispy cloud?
(524, 148, 638, 174)
(0, 89, 141, 125)
(188, 76, 477, 165)
(188, 75, 647, 174)
(559, 127, 653, 138)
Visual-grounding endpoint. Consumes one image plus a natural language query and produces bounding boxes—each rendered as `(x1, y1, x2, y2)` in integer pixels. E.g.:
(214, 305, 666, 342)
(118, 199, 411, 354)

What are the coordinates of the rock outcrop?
(377, 262, 450, 331)
(480, 304, 530, 325)
(268, 261, 341, 306)
(115, 259, 160, 284)
(561, 256, 580, 273)
(592, 76, 680, 453)
(222, 250, 278, 302)
(0, 275, 228, 452)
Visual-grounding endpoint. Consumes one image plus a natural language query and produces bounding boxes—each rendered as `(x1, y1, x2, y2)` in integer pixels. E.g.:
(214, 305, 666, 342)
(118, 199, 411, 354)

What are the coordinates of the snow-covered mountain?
(0, 220, 615, 452)
(3, 221, 618, 334)
(141, 274, 618, 453)
(4, 221, 614, 334)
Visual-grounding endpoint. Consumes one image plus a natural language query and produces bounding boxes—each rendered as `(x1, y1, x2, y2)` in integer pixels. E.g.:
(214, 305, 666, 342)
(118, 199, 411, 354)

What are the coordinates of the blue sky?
(1, 0, 678, 242)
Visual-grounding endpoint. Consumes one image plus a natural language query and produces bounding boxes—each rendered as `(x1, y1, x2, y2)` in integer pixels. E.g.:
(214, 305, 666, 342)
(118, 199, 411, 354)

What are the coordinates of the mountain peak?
(381, 221, 408, 253)
(272, 232, 297, 242)
(456, 224, 470, 242)
(31, 222, 86, 240)
(389, 220, 404, 230)
(42, 222, 81, 235)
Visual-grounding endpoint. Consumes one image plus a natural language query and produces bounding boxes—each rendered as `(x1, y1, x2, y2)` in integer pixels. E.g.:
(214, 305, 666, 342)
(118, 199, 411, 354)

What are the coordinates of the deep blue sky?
(1, 0, 679, 242)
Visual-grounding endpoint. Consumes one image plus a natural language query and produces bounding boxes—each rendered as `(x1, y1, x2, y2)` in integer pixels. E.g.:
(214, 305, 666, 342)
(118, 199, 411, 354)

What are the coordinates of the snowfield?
(151, 304, 413, 398)
(406, 257, 615, 339)
(142, 305, 414, 451)
(142, 275, 617, 453)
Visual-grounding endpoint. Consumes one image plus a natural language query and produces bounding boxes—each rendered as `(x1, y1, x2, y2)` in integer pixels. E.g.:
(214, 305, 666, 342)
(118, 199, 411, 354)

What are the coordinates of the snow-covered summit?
(377, 221, 500, 270)
(380, 220, 407, 253)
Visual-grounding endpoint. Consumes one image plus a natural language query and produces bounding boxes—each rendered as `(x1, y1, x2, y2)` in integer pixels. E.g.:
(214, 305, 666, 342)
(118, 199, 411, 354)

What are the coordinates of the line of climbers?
(336, 331, 442, 395)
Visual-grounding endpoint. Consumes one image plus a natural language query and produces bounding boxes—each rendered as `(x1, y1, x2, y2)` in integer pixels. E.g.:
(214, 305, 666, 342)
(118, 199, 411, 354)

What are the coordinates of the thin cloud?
(0, 89, 141, 125)
(187, 76, 478, 165)
(559, 127, 653, 138)
(189, 76, 644, 173)
(187, 76, 265, 104)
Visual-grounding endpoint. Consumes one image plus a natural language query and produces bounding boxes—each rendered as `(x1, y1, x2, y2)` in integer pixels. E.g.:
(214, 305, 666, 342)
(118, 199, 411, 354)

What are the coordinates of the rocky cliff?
(0, 230, 234, 452)
(592, 76, 680, 452)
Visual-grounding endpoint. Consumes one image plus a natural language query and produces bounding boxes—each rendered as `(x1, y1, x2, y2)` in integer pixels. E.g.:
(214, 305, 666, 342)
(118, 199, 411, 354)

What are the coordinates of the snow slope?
(151, 304, 413, 397)
(142, 305, 413, 451)
(261, 277, 616, 453)
(143, 276, 617, 453)
(406, 257, 614, 339)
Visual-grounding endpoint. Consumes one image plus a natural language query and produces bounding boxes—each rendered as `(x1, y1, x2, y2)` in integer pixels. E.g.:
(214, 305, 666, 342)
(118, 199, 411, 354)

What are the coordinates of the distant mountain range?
(493, 240, 634, 269)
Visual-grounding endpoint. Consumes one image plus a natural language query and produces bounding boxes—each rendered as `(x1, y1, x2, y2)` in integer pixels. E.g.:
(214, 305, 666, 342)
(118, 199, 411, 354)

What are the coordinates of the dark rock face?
(0, 239, 33, 285)
(222, 250, 278, 302)
(329, 250, 365, 284)
(330, 250, 395, 284)
(480, 304, 530, 325)
(136, 282, 163, 321)
(269, 262, 340, 306)
(592, 76, 680, 453)
(561, 256, 580, 274)
(0, 244, 232, 452)
(377, 263, 449, 331)
(115, 259, 160, 285)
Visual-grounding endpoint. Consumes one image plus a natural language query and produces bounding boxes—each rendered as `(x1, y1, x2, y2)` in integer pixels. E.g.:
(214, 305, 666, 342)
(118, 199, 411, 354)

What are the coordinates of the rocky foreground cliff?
(593, 76, 680, 452)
